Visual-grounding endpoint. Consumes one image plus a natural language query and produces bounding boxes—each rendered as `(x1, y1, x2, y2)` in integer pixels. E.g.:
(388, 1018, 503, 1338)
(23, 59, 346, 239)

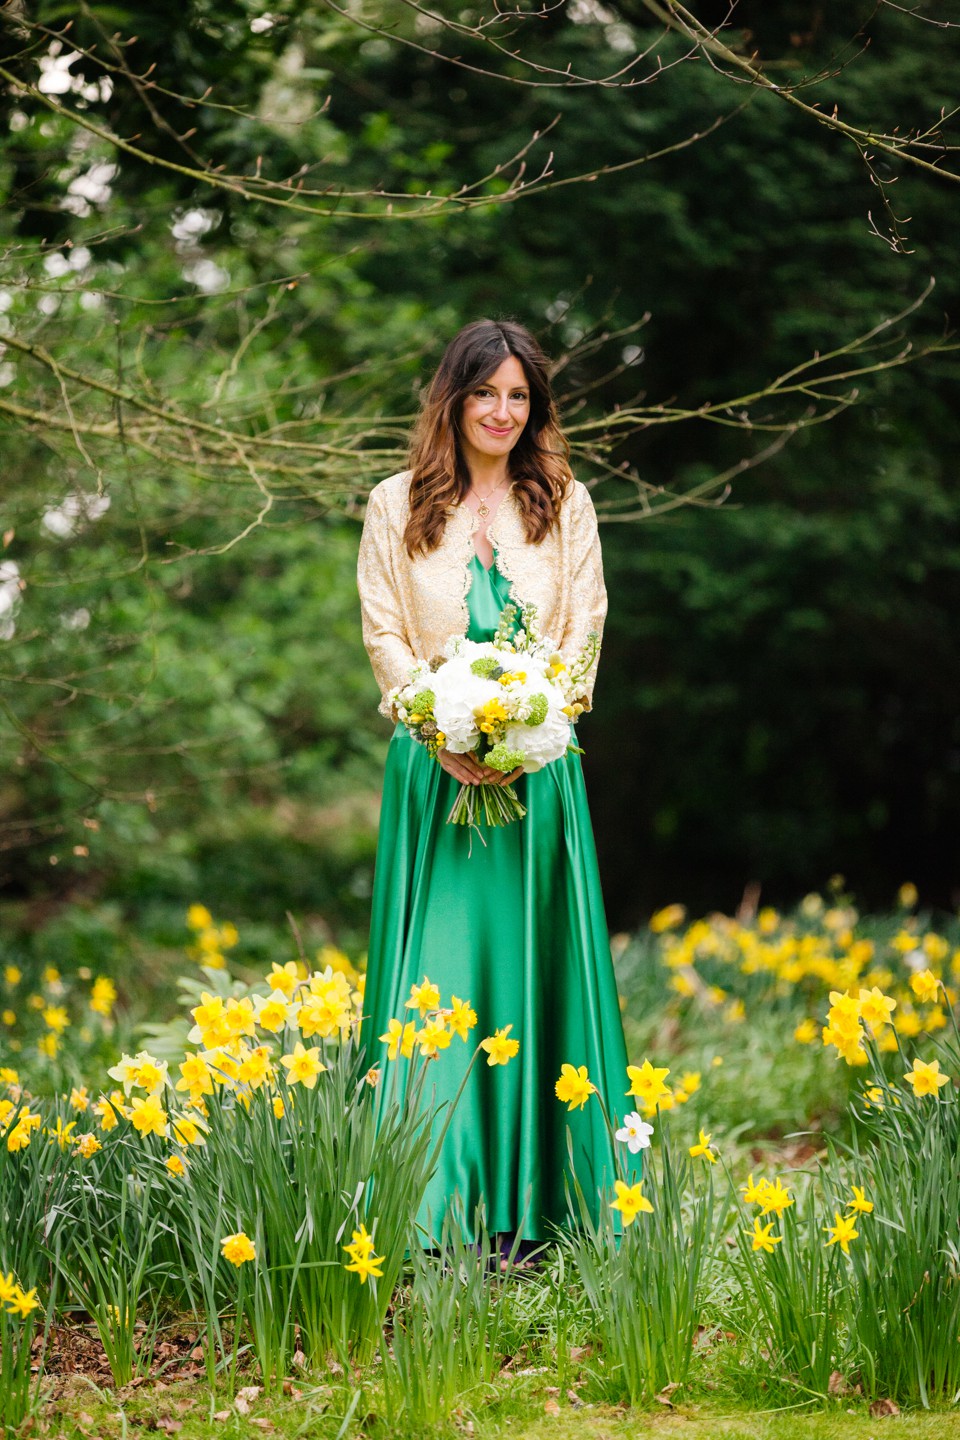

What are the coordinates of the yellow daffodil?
(903, 1057, 951, 1097)
(480, 1026, 520, 1066)
(380, 1017, 417, 1061)
(625, 1059, 671, 1107)
(416, 1017, 452, 1058)
(165, 1154, 187, 1177)
(910, 969, 941, 1004)
(221, 1232, 256, 1266)
(609, 1179, 654, 1226)
(69, 1086, 90, 1112)
(46, 1118, 77, 1150)
(794, 1019, 818, 1044)
(857, 986, 897, 1035)
(689, 1128, 717, 1163)
(758, 1178, 793, 1218)
(75, 1133, 102, 1158)
(554, 1064, 597, 1111)
(405, 977, 441, 1017)
(5, 1284, 40, 1318)
(747, 1218, 782, 1254)
(186, 904, 214, 931)
(447, 995, 478, 1041)
(649, 904, 686, 933)
(847, 1185, 873, 1215)
(176, 1053, 214, 1098)
(266, 961, 301, 999)
(253, 991, 291, 1033)
(90, 976, 117, 1016)
(343, 1248, 384, 1284)
(740, 1174, 768, 1205)
(824, 1210, 859, 1253)
(129, 1095, 169, 1138)
(279, 1041, 326, 1089)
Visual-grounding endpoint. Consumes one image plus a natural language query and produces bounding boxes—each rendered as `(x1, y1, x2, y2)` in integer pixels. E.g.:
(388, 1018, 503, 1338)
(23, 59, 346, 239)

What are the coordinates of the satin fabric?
(362, 553, 638, 1242)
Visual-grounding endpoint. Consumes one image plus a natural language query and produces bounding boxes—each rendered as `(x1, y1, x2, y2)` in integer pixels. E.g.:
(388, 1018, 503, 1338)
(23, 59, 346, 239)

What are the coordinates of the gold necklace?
(470, 477, 506, 520)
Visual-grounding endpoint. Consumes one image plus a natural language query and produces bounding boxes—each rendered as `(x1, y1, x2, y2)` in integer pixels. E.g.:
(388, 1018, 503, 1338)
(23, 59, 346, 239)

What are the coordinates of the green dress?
(363, 552, 637, 1242)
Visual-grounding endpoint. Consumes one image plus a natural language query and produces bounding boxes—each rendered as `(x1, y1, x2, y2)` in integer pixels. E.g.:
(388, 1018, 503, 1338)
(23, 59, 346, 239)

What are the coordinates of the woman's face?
(458, 355, 531, 471)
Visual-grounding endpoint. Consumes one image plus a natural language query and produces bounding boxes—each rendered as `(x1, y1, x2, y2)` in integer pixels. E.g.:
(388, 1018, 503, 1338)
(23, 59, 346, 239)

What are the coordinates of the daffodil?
(747, 1218, 782, 1254)
(279, 1041, 326, 1089)
(252, 990, 291, 1033)
(846, 1185, 873, 1215)
(858, 986, 897, 1035)
(479, 1025, 519, 1066)
(405, 977, 440, 1017)
(758, 1178, 793, 1219)
(165, 1154, 187, 1177)
(614, 1111, 654, 1153)
(344, 1250, 384, 1284)
(824, 1210, 859, 1253)
(740, 1173, 768, 1205)
(609, 1179, 654, 1226)
(447, 995, 478, 1040)
(379, 1017, 417, 1060)
(5, 1284, 40, 1318)
(90, 976, 117, 1016)
(554, 1064, 597, 1111)
(625, 1059, 671, 1107)
(221, 1232, 256, 1266)
(910, 969, 941, 1004)
(176, 1053, 214, 1098)
(689, 1128, 717, 1163)
(416, 1017, 452, 1058)
(46, 1117, 77, 1150)
(75, 1133, 102, 1158)
(129, 1095, 168, 1138)
(265, 961, 302, 999)
(903, 1057, 950, 1097)
(69, 1086, 90, 1112)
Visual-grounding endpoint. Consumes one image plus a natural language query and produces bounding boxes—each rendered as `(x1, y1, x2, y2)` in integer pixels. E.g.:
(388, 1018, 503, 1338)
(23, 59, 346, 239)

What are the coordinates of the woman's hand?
(437, 748, 523, 788)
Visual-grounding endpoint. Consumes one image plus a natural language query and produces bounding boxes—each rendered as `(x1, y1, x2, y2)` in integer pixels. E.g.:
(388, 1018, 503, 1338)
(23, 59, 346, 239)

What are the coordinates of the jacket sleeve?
(356, 485, 419, 720)
(560, 482, 607, 707)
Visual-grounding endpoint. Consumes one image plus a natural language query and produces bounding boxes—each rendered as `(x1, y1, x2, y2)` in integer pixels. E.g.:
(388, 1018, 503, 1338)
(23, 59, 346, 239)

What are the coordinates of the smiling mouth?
(481, 423, 513, 436)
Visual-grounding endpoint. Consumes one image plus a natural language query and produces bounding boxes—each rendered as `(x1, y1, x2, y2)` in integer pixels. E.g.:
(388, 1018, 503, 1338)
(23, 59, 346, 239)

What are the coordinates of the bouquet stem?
(447, 781, 526, 831)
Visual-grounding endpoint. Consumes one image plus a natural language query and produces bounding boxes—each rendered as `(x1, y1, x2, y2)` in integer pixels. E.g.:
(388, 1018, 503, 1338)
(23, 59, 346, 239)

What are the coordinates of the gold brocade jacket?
(356, 470, 607, 719)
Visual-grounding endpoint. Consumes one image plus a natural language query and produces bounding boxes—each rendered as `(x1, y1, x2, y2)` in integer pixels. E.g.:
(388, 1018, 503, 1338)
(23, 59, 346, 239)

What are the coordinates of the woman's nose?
(492, 393, 510, 420)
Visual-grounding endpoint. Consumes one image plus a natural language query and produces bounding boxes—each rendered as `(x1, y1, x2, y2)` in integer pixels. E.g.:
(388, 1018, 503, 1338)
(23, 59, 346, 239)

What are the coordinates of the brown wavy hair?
(404, 319, 571, 557)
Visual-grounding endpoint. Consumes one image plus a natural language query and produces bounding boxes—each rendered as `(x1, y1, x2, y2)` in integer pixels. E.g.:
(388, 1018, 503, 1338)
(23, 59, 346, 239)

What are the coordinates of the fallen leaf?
(655, 1382, 679, 1407)
(156, 1419, 182, 1433)
(190, 1347, 204, 1362)
(566, 1388, 584, 1409)
(870, 1398, 900, 1417)
(77, 1414, 95, 1431)
(234, 1386, 262, 1414)
(543, 1397, 560, 1417)
(213, 1410, 231, 1422)
(249, 1420, 274, 1431)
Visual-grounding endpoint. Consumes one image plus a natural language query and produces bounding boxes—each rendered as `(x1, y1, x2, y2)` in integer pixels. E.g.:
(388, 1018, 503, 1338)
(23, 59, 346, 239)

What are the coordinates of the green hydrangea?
(470, 657, 503, 679)
(411, 689, 436, 714)
(485, 743, 526, 772)
(523, 693, 548, 727)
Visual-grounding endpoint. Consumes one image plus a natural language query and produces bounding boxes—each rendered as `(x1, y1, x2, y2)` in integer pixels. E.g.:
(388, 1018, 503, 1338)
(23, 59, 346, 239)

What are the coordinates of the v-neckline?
(471, 550, 495, 574)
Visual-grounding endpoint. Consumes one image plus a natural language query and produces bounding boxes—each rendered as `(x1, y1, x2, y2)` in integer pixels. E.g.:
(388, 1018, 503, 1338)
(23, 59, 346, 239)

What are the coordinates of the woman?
(357, 319, 636, 1256)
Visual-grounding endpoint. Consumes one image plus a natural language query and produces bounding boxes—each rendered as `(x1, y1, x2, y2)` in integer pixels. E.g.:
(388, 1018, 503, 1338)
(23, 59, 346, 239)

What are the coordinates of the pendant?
(477, 501, 490, 518)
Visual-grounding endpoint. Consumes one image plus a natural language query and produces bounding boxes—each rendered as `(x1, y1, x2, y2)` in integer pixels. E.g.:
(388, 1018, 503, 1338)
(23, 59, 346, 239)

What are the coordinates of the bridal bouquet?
(388, 602, 599, 831)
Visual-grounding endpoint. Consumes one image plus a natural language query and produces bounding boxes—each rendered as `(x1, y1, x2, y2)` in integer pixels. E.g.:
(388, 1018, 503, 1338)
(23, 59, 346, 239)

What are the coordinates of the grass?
(46, 1373, 960, 1440)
